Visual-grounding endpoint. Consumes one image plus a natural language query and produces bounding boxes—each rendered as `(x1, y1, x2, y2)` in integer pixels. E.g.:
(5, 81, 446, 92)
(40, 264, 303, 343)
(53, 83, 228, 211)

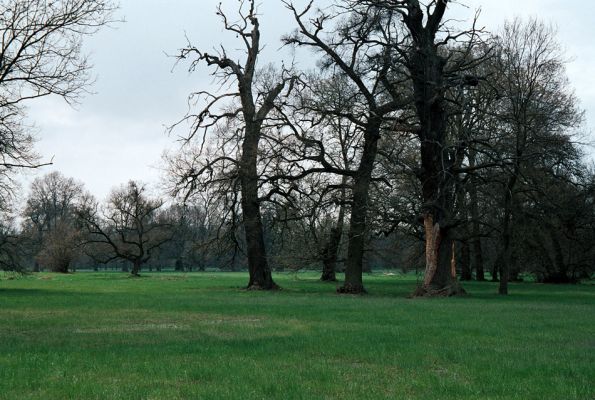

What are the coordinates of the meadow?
(0, 272, 593, 399)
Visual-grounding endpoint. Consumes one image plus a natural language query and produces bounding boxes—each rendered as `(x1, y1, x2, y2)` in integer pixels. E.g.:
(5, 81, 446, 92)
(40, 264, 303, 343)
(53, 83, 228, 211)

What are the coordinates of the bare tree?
(282, 2, 408, 293)
(488, 19, 583, 294)
(0, 0, 116, 201)
(170, 1, 295, 290)
(352, 0, 489, 296)
(77, 181, 171, 276)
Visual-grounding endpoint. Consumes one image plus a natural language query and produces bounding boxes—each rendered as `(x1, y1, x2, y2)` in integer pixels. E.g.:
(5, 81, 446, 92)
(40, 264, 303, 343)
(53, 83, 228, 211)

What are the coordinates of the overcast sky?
(22, 0, 595, 203)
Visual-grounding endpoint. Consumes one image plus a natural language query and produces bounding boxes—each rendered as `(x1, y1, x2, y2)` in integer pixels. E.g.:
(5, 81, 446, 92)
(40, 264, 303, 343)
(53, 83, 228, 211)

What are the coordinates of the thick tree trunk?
(411, 129, 465, 296)
(413, 214, 465, 296)
(406, 30, 465, 297)
(337, 123, 380, 294)
(241, 125, 277, 290)
(131, 260, 141, 276)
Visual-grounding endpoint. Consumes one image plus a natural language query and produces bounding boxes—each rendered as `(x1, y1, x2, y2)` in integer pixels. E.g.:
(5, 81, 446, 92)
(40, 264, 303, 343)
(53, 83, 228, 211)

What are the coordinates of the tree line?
(0, 0, 593, 296)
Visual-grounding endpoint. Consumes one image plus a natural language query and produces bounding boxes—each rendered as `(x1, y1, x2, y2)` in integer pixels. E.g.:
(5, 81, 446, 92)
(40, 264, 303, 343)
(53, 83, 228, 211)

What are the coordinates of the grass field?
(0, 272, 593, 399)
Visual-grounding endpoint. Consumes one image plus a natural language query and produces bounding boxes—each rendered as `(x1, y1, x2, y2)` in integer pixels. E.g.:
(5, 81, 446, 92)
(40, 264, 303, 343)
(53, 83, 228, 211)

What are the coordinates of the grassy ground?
(0, 272, 593, 400)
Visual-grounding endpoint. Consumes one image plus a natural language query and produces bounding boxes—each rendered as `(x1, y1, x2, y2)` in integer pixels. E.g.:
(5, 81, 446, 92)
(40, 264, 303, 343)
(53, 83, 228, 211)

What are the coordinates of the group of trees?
(15, 173, 170, 275)
(165, 0, 594, 295)
(0, 1, 593, 296)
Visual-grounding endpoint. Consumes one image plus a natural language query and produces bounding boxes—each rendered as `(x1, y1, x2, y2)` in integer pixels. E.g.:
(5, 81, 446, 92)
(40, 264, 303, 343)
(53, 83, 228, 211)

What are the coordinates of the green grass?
(0, 272, 593, 399)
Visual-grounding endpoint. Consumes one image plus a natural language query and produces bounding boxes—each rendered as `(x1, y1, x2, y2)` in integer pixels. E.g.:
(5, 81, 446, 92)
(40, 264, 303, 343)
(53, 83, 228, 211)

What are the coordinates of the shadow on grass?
(275, 275, 595, 305)
(0, 288, 100, 298)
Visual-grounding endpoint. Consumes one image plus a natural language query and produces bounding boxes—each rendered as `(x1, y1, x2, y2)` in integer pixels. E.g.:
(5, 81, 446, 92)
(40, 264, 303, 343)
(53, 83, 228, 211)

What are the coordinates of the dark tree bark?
(284, 3, 404, 294)
(498, 175, 516, 295)
(174, 1, 294, 290)
(468, 149, 485, 280)
(241, 124, 275, 289)
(547, 226, 570, 283)
(460, 240, 472, 281)
(339, 119, 382, 294)
(399, 1, 466, 296)
(491, 261, 499, 282)
(353, 0, 484, 296)
(320, 197, 346, 282)
(132, 260, 142, 277)
(473, 237, 485, 281)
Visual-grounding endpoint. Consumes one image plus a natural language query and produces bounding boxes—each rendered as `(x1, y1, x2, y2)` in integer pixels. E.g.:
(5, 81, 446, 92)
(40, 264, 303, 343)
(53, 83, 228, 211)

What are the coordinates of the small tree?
(78, 181, 171, 276)
(35, 221, 81, 273)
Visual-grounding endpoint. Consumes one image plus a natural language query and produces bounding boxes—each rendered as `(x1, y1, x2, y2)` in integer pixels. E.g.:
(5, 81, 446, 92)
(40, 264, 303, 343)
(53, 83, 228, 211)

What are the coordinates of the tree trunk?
(491, 260, 499, 282)
(337, 122, 380, 294)
(473, 238, 485, 281)
(460, 240, 472, 281)
(131, 260, 141, 276)
(34, 226, 43, 272)
(468, 148, 485, 281)
(413, 214, 465, 296)
(241, 124, 277, 290)
(498, 175, 516, 295)
(320, 200, 346, 282)
(544, 225, 573, 283)
(56, 262, 69, 274)
(406, 32, 465, 297)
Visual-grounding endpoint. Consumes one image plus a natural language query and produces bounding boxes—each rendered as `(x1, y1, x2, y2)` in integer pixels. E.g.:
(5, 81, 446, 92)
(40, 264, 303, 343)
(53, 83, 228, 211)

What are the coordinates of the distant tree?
(22, 172, 85, 272)
(157, 200, 232, 272)
(35, 220, 81, 273)
(77, 181, 171, 276)
(0, 213, 24, 271)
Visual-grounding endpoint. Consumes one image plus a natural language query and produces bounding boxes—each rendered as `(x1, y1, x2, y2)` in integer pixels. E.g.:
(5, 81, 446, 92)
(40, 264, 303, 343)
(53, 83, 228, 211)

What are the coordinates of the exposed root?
(320, 277, 338, 282)
(246, 282, 281, 291)
(337, 283, 367, 295)
(410, 283, 467, 298)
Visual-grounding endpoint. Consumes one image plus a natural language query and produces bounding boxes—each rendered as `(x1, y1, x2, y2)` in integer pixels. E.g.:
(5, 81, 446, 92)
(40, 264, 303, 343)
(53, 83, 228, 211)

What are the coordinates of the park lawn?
(0, 272, 593, 400)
